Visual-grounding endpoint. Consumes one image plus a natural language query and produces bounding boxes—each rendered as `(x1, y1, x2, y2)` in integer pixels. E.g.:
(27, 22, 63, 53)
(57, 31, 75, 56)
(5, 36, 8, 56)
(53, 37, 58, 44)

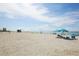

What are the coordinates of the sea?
(53, 31, 79, 36)
(69, 31, 79, 36)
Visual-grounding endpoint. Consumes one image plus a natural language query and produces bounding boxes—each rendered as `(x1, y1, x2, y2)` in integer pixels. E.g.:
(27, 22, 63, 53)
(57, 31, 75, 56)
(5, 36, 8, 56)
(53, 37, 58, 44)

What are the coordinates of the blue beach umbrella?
(56, 29, 69, 35)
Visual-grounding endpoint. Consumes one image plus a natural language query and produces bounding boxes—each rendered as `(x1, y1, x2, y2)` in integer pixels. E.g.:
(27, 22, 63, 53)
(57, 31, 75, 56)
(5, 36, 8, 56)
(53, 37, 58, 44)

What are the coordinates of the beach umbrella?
(57, 29, 68, 32)
(56, 29, 69, 35)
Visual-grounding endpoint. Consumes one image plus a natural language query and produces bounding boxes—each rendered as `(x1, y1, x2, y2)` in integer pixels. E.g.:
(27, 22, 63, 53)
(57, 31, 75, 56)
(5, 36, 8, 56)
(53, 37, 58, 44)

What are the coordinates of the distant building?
(3, 28, 7, 32)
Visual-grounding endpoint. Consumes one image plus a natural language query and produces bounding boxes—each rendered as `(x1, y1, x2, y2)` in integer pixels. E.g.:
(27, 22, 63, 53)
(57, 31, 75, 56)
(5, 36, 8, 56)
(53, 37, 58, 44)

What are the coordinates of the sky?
(0, 3, 79, 32)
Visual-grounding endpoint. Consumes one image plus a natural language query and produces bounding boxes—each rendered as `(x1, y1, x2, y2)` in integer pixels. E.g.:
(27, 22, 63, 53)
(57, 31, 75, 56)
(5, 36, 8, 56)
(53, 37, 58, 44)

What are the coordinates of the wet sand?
(0, 32, 79, 56)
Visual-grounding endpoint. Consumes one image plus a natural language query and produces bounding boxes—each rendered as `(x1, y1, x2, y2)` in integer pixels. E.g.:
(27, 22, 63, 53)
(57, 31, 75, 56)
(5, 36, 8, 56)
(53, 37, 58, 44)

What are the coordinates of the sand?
(0, 32, 79, 56)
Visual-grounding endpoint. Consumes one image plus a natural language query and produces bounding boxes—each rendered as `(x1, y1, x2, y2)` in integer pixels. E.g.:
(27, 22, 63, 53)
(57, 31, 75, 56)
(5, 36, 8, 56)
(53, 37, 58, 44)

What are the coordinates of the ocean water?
(69, 31, 79, 36)
(53, 31, 79, 36)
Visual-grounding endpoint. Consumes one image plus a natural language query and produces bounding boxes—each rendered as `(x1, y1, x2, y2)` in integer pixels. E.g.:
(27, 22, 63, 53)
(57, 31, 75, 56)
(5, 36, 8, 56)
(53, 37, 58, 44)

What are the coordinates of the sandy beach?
(0, 32, 79, 56)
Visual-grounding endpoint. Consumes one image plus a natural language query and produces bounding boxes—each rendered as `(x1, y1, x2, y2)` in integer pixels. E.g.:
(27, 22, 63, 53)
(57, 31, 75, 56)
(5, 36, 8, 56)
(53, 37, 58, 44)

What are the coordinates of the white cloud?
(65, 11, 79, 17)
(0, 3, 79, 31)
(0, 3, 51, 21)
(53, 17, 79, 27)
(0, 3, 62, 22)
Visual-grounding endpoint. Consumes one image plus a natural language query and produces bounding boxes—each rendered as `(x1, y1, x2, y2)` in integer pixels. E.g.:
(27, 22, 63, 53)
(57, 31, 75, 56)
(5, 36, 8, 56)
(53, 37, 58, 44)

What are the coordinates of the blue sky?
(0, 3, 79, 31)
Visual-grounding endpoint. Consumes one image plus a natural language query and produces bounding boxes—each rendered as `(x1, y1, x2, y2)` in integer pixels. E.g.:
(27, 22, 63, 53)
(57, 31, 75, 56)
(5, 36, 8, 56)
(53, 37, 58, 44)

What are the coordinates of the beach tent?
(56, 29, 68, 32)
(56, 29, 69, 35)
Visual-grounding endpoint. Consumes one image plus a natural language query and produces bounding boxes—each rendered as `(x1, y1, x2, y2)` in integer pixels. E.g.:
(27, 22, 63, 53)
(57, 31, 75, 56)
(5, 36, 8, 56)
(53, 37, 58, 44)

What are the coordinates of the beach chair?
(57, 34, 65, 39)
(71, 35, 76, 40)
(64, 34, 77, 40)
